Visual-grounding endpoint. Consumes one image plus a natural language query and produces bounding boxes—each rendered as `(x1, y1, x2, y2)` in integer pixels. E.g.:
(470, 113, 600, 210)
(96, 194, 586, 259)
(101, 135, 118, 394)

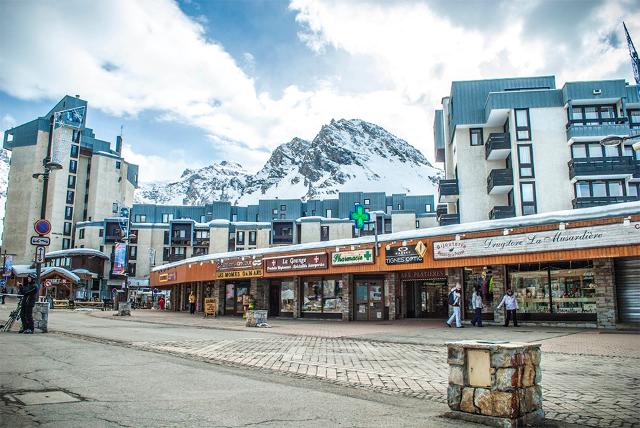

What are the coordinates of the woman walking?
(471, 286, 483, 327)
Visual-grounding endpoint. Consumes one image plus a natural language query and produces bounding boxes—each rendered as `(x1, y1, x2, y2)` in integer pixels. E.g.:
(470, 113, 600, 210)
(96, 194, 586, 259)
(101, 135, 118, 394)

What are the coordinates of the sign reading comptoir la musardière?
(433, 221, 640, 260)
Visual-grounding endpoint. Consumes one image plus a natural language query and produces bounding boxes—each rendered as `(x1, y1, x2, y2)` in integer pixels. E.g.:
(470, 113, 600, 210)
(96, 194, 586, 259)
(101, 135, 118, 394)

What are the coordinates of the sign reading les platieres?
(433, 221, 640, 260)
(265, 253, 328, 273)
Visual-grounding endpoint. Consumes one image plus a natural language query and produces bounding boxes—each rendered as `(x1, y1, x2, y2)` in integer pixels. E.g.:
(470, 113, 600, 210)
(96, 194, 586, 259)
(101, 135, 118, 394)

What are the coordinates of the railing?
(485, 133, 511, 160)
(273, 234, 294, 245)
(438, 179, 459, 196)
(171, 237, 192, 245)
(436, 204, 448, 217)
(572, 196, 638, 209)
(487, 169, 514, 193)
(565, 121, 631, 140)
(193, 239, 210, 247)
(438, 213, 460, 226)
(489, 205, 516, 220)
(565, 117, 628, 128)
(168, 254, 187, 262)
(568, 156, 635, 179)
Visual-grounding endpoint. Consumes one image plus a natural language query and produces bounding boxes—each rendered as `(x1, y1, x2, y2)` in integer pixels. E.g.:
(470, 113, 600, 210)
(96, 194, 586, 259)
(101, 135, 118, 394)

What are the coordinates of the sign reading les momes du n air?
(265, 253, 328, 273)
(331, 249, 374, 266)
(385, 241, 427, 265)
(433, 221, 640, 260)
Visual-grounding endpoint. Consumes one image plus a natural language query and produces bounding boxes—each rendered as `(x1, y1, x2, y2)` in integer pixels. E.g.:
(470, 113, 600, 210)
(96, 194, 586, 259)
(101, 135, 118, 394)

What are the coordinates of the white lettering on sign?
(433, 221, 640, 260)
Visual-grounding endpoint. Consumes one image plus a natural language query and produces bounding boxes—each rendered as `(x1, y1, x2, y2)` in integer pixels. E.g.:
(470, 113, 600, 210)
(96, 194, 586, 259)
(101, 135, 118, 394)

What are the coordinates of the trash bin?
(246, 310, 268, 327)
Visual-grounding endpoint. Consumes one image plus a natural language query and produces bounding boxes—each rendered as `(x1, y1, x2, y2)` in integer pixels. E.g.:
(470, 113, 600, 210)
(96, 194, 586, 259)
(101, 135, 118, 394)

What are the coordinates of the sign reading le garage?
(265, 253, 328, 273)
(331, 249, 374, 266)
(215, 256, 263, 279)
(433, 221, 640, 260)
(386, 241, 427, 265)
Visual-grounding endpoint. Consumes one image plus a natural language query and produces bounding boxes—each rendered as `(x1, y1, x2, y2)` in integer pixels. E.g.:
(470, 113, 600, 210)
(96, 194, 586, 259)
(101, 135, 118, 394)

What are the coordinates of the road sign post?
(35, 246, 46, 264)
(30, 236, 51, 246)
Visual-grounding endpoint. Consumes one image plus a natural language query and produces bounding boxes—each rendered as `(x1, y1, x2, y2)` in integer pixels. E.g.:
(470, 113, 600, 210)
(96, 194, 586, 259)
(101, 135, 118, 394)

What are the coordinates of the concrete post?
(384, 272, 397, 321)
(293, 277, 301, 319)
(214, 280, 224, 315)
(594, 258, 617, 329)
(341, 274, 352, 321)
(491, 265, 507, 326)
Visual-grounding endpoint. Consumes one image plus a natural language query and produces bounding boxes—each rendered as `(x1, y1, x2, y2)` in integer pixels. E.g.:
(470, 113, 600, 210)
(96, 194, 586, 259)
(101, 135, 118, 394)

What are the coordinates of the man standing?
(471, 286, 483, 327)
(445, 284, 463, 328)
(188, 291, 196, 315)
(19, 274, 38, 334)
(497, 288, 519, 327)
(1, 282, 6, 304)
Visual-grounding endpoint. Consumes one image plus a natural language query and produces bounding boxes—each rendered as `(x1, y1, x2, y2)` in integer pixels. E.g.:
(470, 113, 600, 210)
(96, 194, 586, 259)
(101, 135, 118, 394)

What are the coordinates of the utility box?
(446, 340, 543, 428)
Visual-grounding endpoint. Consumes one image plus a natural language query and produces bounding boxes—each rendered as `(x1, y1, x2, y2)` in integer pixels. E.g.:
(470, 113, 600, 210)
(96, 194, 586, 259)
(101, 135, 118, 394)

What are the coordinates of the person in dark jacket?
(19, 274, 38, 334)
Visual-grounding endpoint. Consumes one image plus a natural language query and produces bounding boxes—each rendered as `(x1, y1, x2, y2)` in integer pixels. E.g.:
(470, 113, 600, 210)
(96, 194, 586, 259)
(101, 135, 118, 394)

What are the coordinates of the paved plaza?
(1, 304, 639, 427)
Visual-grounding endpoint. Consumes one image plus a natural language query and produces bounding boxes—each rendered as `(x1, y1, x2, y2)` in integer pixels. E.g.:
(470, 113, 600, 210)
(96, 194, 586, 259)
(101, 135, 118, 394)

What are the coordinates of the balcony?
(568, 156, 635, 180)
(565, 118, 630, 142)
(485, 133, 511, 160)
(572, 196, 638, 209)
(168, 254, 187, 262)
(193, 239, 210, 247)
(635, 159, 640, 179)
(438, 213, 460, 226)
(436, 204, 448, 217)
(171, 237, 191, 246)
(489, 205, 516, 220)
(487, 169, 514, 195)
(438, 179, 459, 203)
(272, 234, 294, 245)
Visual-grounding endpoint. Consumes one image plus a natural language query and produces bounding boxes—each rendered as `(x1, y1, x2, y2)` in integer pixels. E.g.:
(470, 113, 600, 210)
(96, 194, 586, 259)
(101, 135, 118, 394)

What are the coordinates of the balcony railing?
(489, 205, 516, 220)
(438, 179, 459, 202)
(487, 169, 514, 194)
(436, 204, 448, 217)
(273, 234, 294, 245)
(572, 196, 638, 209)
(568, 156, 635, 179)
(485, 133, 511, 160)
(565, 119, 630, 140)
(168, 254, 187, 262)
(438, 213, 460, 226)
(193, 239, 210, 247)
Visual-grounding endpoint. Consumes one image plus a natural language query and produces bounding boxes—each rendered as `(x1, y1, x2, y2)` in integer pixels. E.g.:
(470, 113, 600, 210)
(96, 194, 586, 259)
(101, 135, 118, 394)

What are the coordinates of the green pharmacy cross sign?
(349, 204, 370, 229)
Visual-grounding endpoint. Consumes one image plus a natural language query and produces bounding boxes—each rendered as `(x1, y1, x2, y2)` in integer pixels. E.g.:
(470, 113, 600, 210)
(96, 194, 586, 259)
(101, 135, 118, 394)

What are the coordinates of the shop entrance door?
(404, 280, 448, 318)
(355, 280, 384, 321)
(269, 283, 280, 316)
(224, 283, 250, 315)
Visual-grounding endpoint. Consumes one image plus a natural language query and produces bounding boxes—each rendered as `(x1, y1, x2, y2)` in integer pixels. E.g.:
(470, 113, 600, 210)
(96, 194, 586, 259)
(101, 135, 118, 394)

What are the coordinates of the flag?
(112, 243, 127, 276)
(3, 255, 12, 277)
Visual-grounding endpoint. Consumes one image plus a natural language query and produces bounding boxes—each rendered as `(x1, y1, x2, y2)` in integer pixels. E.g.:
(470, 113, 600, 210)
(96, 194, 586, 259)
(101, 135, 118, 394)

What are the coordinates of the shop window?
(464, 268, 494, 317)
(280, 280, 295, 312)
(514, 108, 531, 140)
(470, 128, 483, 146)
(302, 278, 343, 314)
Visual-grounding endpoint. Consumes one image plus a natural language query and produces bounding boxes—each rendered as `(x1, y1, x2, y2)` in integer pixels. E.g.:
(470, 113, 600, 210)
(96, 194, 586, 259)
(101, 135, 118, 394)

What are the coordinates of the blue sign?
(349, 204, 370, 229)
(112, 243, 127, 276)
(3, 255, 13, 277)
(56, 106, 85, 129)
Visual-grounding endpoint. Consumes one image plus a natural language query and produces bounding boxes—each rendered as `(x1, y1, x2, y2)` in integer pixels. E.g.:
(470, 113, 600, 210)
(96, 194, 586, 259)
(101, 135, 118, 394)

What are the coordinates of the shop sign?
(158, 271, 177, 283)
(264, 253, 328, 273)
(215, 256, 262, 271)
(399, 269, 447, 280)
(204, 298, 217, 317)
(433, 221, 640, 260)
(385, 241, 427, 265)
(331, 249, 374, 266)
(215, 269, 263, 279)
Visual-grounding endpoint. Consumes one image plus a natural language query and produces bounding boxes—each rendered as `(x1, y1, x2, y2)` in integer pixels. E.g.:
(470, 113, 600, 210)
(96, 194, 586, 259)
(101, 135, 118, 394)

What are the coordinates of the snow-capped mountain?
(136, 119, 442, 206)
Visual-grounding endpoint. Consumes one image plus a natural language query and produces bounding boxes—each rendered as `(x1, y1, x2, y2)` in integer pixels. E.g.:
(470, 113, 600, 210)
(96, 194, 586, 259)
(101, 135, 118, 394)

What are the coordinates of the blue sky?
(1, 0, 639, 182)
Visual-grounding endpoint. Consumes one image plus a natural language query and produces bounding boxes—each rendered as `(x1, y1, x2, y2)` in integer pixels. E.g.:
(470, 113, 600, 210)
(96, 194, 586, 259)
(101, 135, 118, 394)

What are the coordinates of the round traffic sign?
(45, 280, 52, 287)
(34, 219, 52, 235)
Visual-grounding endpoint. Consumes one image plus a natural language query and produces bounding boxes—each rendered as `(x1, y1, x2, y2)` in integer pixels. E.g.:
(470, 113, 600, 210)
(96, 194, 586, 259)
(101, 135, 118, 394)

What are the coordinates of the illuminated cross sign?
(349, 204, 370, 229)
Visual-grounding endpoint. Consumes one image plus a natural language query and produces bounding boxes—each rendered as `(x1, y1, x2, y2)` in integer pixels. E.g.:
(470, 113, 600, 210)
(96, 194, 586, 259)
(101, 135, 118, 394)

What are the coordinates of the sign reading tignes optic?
(349, 204, 370, 229)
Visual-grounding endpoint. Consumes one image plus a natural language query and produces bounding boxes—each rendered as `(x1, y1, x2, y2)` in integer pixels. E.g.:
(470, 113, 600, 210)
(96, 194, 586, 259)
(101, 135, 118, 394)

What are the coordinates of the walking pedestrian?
(497, 288, 519, 327)
(159, 296, 165, 311)
(445, 283, 463, 328)
(19, 275, 38, 334)
(188, 291, 196, 314)
(471, 286, 483, 327)
(1, 283, 6, 304)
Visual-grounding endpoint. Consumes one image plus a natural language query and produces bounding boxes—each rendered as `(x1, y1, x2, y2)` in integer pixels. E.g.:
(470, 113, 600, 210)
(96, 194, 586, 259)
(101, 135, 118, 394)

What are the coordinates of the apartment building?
(434, 76, 640, 225)
(2, 95, 139, 264)
(75, 192, 437, 284)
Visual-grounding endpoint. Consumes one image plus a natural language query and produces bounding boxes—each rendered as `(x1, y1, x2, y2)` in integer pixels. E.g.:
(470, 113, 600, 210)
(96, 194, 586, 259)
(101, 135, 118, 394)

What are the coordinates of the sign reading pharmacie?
(433, 221, 640, 260)
(331, 248, 374, 266)
(214, 256, 263, 279)
(385, 241, 427, 265)
(264, 252, 328, 273)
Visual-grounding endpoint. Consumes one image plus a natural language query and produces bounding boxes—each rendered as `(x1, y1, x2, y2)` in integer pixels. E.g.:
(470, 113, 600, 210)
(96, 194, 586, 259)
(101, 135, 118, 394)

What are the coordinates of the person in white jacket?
(445, 284, 463, 328)
(471, 286, 483, 327)
(497, 288, 519, 327)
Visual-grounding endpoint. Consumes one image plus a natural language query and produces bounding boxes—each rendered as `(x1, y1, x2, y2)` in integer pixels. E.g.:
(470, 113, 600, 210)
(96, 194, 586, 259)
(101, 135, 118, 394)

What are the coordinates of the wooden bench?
(52, 300, 70, 309)
(74, 301, 103, 309)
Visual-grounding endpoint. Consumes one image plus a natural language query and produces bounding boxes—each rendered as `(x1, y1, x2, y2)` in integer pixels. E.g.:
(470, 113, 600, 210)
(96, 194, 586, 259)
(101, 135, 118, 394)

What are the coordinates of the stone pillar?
(341, 274, 352, 321)
(292, 277, 301, 319)
(446, 341, 544, 427)
(33, 302, 49, 333)
(250, 278, 269, 310)
(397, 277, 406, 320)
(214, 280, 224, 315)
(180, 284, 186, 312)
(447, 268, 464, 316)
(491, 265, 507, 326)
(384, 272, 397, 321)
(196, 282, 204, 312)
(594, 258, 617, 329)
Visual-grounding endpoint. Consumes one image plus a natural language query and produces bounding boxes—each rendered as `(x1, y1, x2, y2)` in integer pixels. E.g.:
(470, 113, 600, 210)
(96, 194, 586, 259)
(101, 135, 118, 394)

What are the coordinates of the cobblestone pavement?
(133, 336, 640, 428)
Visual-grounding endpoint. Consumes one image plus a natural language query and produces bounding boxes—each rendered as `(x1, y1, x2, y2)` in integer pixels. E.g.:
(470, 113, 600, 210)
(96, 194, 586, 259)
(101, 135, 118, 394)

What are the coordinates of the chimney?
(75, 94, 80, 98)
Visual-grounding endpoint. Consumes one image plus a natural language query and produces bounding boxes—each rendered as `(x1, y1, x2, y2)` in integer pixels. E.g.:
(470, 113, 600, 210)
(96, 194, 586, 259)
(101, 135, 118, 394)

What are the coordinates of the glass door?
(235, 285, 249, 315)
(355, 284, 369, 321)
(354, 279, 384, 321)
(225, 284, 235, 314)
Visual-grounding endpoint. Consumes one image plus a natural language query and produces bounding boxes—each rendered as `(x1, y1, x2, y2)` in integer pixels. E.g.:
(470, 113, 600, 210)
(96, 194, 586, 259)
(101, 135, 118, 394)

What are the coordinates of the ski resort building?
(149, 202, 640, 328)
(433, 76, 640, 226)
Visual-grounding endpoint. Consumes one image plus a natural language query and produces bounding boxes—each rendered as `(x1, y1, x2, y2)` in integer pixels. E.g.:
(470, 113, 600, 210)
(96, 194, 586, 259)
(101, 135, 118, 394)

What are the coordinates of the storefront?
(353, 276, 385, 321)
(268, 279, 295, 317)
(224, 281, 251, 315)
(615, 257, 640, 324)
(301, 276, 345, 319)
(399, 269, 448, 319)
(215, 255, 263, 316)
(463, 267, 495, 321)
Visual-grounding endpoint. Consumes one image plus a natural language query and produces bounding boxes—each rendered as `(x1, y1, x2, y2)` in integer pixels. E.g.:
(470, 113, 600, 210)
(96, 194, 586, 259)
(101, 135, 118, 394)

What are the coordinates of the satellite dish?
(600, 135, 623, 147)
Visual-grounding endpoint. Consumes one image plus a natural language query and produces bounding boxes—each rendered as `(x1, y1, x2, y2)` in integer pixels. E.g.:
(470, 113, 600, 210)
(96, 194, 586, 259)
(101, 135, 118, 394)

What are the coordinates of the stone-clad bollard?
(446, 340, 543, 428)
(33, 302, 49, 333)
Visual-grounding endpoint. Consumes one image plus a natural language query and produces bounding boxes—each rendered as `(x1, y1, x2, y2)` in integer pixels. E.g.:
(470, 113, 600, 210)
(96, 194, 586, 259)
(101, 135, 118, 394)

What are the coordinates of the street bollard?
(33, 302, 49, 333)
(445, 340, 543, 428)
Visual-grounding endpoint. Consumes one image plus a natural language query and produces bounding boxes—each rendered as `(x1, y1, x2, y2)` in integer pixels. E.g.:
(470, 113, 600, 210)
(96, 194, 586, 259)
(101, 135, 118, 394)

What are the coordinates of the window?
(386, 205, 393, 214)
(603, 145, 621, 157)
(574, 180, 627, 199)
(425, 204, 431, 212)
(249, 231, 257, 246)
(99, 229, 104, 237)
(571, 104, 618, 126)
(514, 109, 531, 140)
(520, 182, 537, 215)
(70, 144, 79, 158)
(571, 144, 587, 159)
(237, 231, 245, 245)
(161, 213, 174, 223)
(200, 215, 206, 223)
(173, 247, 186, 255)
(195, 230, 209, 239)
(302, 278, 344, 314)
(62, 238, 71, 249)
(134, 214, 146, 223)
(280, 213, 286, 219)
(416, 220, 420, 228)
(163, 231, 169, 245)
(65, 206, 73, 220)
(311, 210, 316, 216)
(63, 222, 72, 236)
(470, 128, 483, 146)
(629, 109, 640, 128)
(272, 208, 278, 215)
(325, 209, 332, 218)
(575, 181, 591, 198)
(629, 183, 640, 197)
(608, 181, 624, 197)
(232, 214, 238, 222)
(69, 159, 77, 173)
(128, 263, 136, 276)
(129, 246, 137, 259)
(280, 280, 295, 312)
(364, 199, 370, 205)
(66, 190, 74, 204)
(321, 226, 329, 241)
(280, 204, 286, 211)
(67, 175, 76, 189)
(115, 161, 121, 169)
(79, 229, 85, 239)
(397, 203, 402, 210)
(517, 145, 535, 178)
